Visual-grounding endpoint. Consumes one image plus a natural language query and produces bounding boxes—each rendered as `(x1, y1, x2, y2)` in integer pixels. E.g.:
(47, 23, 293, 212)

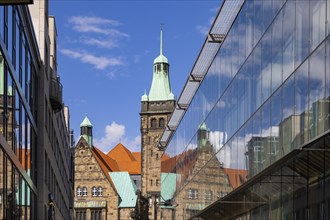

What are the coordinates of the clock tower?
(140, 28, 175, 219)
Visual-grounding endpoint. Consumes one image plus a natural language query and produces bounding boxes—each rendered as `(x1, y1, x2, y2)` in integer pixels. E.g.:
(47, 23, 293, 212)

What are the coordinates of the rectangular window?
(91, 209, 102, 220)
(76, 209, 87, 220)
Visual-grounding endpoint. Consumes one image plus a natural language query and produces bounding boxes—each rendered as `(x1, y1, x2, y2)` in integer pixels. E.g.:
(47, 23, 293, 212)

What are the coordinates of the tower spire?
(160, 24, 163, 55)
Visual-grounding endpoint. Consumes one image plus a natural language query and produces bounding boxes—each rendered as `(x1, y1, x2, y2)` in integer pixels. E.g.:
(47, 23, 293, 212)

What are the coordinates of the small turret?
(80, 116, 93, 148)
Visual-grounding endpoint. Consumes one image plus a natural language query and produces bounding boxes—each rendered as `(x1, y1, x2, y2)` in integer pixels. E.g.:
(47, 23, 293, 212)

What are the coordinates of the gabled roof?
(91, 147, 120, 195)
(93, 147, 120, 172)
(132, 152, 141, 162)
(116, 161, 141, 175)
(107, 143, 137, 162)
(224, 168, 248, 189)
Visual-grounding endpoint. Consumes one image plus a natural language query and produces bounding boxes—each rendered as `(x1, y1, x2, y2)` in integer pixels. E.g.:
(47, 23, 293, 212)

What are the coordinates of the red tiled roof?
(132, 152, 141, 162)
(19, 148, 31, 170)
(93, 147, 120, 171)
(224, 168, 248, 189)
(117, 161, 141, 175)
(90, 143, 142, 175)
(92, 147, 119, 194)
(107, 143, 136, 161)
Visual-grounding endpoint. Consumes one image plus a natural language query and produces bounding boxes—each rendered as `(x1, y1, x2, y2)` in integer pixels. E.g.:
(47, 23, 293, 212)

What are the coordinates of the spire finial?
(160, 24, 164, 55)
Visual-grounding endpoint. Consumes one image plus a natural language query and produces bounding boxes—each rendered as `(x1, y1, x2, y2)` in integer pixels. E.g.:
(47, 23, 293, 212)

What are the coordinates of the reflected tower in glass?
(160, 0, 330, 219)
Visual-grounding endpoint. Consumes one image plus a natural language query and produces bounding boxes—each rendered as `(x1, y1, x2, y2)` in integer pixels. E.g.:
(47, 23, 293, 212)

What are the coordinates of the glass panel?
(271, 11, 282, 93)
(271, 89, 281, 163)
(280, 75, 295, 155)
(261, 102, 271, 169)
(238, 7, 246, 65)
(326, 37, 330, 132)
(7, 6, 13, 62)
(295, 0, 310, 68)
(328, 0, 330, 36)
(0, 51, 4, 137)
(310, 0, 326, 52)
(0, 6, 4, 41)
(245, 0, 254, 55)
(254, 0, 263, 43)
(261, 29, 271, 103)
(309, 41, 326, 139)
(294, 61, 308, 148)
(282, 1, 295, 81)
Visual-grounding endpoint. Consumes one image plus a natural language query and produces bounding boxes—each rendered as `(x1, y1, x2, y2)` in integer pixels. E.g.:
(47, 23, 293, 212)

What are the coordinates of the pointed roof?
(107, 143, 137, 161)
(148, 27, 173, 102)
(80, 116, 92, 127)
(153, 27, 168, 64)
(93, 147, 120, 172)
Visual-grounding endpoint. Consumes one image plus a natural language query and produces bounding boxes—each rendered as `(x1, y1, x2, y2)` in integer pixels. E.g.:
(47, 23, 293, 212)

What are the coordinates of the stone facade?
(140, 100, 175, 219)
(74, 138, 119, 220)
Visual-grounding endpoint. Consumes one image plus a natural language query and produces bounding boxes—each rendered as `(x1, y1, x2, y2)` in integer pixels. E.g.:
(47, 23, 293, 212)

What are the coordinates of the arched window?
(159, 118, 165, 128)
(151, 118, 157, 128)
(92, 186, 97, 197)
(76, 187, 82, 197)
(82, 187, 88, 196)
(98, 186, 103, 196)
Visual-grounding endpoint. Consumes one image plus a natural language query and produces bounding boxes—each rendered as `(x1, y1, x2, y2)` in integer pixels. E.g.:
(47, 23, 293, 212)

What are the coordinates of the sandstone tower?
(140, 28, 175, 219)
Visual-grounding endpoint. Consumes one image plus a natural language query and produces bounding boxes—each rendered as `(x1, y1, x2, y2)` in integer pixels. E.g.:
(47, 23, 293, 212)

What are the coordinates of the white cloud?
(60, 48, 124, 69)
(196, 25, 209, 36)
(68, 16, 129, 37)
(68, 16, 129, 38)
(94, 122, 141, 152)
(80, 37, 119, 49)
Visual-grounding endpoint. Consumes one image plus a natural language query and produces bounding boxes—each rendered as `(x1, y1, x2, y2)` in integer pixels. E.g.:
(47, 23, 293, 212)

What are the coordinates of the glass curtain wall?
(161, 0, 330, 219)
(0, 5, 38, 220)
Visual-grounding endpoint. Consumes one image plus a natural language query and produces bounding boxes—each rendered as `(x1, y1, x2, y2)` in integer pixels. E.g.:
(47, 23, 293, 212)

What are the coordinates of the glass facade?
(161, 0, 330, 219)
(0, 5, 38, 220)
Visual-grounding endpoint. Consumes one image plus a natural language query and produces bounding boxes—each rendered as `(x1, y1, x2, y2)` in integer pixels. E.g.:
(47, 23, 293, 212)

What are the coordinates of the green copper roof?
(199, 122, 207, 130)
(148, 28, 173, 102)
(80, 116, 93, 127)
(161, 173, 176, 203)
(110, 172, 137, 208)
(154, 54, 168, 64)
(16, 170, 31, 206)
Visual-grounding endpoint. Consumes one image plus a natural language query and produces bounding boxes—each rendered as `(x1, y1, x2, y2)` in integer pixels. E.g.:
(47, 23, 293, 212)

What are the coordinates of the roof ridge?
(107, 143, 136, 161)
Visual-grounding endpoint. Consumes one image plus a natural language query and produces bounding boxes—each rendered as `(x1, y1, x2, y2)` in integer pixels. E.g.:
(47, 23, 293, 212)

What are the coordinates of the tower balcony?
(49, 76, 63, 112)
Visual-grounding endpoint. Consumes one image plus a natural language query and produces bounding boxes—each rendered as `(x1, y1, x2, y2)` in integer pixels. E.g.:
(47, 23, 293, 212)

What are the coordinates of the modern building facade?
(74, 116, 141, 220)
(140, 28, 175, 220)
(160, 0, 330, 219)
(0, 1, 74, 219)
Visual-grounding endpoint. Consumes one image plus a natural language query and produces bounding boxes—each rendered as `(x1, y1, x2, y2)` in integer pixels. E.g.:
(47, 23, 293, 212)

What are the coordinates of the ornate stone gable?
(74, 137, 119, 219)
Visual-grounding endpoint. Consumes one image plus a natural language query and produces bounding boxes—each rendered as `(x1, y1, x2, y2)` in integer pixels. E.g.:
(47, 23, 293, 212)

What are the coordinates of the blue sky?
(50, 0, 220, 152)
